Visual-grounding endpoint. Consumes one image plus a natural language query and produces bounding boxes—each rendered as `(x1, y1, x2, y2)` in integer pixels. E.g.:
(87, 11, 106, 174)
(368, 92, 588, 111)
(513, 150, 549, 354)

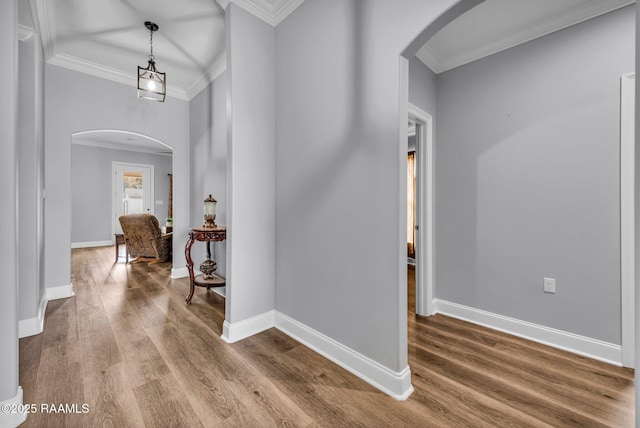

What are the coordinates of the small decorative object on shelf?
(203, 194, 217, 229)
(199, 258, 217, 280)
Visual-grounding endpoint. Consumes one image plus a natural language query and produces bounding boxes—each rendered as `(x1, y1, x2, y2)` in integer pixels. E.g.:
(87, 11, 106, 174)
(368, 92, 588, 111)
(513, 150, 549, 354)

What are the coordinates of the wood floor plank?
(18, 248, 634, 427)
(77, 305, 122, 375)
(133, 376, 204, 428)
(18, 333, 43, 405)
(41, 297, 78, 349)
(412, 323, 629, 423)
(23, 341, 87, 428)
(82, 362, 147, 428)
(413, 315, 633, 409)
(107, 310, 172, 388)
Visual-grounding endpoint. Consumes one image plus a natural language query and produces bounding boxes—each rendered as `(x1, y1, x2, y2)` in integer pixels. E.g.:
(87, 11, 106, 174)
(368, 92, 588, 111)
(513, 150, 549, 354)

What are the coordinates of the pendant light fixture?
(137, 21, 166, 102)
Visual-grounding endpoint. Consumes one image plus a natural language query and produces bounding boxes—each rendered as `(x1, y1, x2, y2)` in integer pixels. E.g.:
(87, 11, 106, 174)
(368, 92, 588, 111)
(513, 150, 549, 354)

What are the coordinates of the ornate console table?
(184, 227, 226, 304)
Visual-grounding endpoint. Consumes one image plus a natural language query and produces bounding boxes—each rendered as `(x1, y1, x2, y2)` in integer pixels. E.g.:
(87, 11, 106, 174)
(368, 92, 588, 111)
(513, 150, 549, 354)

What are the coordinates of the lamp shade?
(138, 63, 166, 102)
(203, 195, 217, 228)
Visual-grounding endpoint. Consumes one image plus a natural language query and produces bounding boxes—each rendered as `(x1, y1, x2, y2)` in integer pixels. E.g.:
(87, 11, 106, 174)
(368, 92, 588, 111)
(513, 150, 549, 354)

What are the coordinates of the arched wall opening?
(70, 129, 174, 254)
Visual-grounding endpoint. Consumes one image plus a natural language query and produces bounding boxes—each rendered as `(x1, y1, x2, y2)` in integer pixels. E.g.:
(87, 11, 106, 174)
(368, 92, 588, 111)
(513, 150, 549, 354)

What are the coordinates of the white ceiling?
(19, 0, 305, 101)
(17, 0, 635, 104)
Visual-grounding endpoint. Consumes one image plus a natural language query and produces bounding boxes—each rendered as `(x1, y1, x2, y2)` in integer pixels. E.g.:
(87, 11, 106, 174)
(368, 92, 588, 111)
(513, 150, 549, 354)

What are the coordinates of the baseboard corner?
(0, 387, 27, 427)
(45, 283, 74, 301)
(171, 267, 189, 279)
(220, 310, 275, 343)
(18, 293, 48, 338)
(274, 311, 414, 400)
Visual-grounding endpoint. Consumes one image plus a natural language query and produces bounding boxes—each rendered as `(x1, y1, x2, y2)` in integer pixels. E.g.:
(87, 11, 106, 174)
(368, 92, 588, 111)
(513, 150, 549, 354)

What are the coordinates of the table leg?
(184, 233, 196, 304)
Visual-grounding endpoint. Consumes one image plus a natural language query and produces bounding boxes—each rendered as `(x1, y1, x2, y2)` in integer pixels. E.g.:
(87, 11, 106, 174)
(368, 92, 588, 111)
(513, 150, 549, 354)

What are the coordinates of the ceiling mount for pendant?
(145, 21, 159, 32)
(137, 20, 166, 102)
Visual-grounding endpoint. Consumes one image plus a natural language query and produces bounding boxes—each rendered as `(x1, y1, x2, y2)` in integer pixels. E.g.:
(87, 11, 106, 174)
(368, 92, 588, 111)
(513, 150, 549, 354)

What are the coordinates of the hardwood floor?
(19, 248, 633, 427)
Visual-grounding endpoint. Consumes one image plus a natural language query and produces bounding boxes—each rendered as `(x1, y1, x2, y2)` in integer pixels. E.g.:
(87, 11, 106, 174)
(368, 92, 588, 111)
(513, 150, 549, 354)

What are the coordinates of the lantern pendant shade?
(203, 195, 217, 229)
(138, 63, 166, 102)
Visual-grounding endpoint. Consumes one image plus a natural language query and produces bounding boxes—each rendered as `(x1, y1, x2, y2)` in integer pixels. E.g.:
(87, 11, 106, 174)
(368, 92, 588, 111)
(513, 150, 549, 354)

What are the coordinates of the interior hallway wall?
(434, 6, 635, 344)
(18, 25, 45, 327)
(224, 4, 276, 327)
(0, 0, 21, 421)
(409, 56, 437, 115)
(274, 0, 461, 377)
(190, 71, 228, 278)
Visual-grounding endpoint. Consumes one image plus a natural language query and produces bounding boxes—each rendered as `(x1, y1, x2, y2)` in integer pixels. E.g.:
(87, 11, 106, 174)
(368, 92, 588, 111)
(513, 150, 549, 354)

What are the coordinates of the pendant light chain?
(149, 27, 154, 61)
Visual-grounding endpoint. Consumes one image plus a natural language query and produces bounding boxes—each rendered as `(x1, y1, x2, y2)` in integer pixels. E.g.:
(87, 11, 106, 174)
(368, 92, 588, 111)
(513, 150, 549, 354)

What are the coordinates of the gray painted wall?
(634, 1, 640, 420)
(45, 64, 190, 290)
(275, 0, 460, 371)
(0, 0, 19, 404)
(18, 30, 45, 323)
(190, 71, 228, 278)
(225, 4, 276, 322)
(434, 6, 635, 344)
(409, 56, 437, 115)
(71, 145, 172, 244)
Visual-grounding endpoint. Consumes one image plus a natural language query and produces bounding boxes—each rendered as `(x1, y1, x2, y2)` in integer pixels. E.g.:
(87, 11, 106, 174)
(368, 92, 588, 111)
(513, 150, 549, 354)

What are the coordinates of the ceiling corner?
(415, 46, 442, 74)
(30, 0, 56, 61)
(185, 57, 228, 100)
(18, 25, 34, 42)
(227, 0, 306, 26)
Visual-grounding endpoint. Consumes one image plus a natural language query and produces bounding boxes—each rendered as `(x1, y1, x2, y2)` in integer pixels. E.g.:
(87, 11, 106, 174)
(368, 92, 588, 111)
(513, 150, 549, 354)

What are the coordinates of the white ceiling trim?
(49, 52, 190, 101)
(31, 0, 57, 62)
(185, 56, 228, 100)
(18, 25, 34, 42)
(73, 138, 172, 156)
(416, 0, 635, 74)
(220, 0, 306, 26)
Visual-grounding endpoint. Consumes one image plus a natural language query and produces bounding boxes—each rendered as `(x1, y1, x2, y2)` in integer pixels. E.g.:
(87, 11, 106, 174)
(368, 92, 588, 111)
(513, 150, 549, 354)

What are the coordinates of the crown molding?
(220, 0, 306, 26)
(18, 25, 34, 42)
(417, 0, 635, 74)
(185, 56, 228, 100)
(48, 52, 190, 101)
(31, 0, 57, 61)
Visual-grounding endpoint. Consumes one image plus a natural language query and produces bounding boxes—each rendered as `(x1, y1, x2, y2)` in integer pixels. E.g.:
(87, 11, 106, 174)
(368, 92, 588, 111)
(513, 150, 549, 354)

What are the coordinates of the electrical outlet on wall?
(543, 277, 556, 294)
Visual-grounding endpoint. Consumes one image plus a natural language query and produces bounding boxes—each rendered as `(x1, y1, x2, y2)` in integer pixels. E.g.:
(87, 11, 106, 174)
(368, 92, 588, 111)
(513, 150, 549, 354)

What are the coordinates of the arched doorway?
(70, 129, 174, 257)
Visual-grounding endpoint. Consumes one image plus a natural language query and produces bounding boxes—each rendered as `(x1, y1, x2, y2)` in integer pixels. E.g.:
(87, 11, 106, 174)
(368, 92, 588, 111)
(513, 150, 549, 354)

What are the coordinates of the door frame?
(408, 103, 434, 316)
(112, 161, 155, 240)
(620, 72, 635, 367)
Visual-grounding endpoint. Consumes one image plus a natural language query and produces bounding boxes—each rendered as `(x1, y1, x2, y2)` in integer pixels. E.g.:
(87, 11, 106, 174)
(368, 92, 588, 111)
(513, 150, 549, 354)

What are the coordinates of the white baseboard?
(212, 286, 226, 298)
(171, 267, 189, 279)
(0, 387, 27, 427)
(274, 312, 414, 401)
(434, 299, 622, 366)
(18, 293, 48, 338)
(221, 310, 275, 343)
(45, 283, 74, 301)
(71, 240, 112, 249)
